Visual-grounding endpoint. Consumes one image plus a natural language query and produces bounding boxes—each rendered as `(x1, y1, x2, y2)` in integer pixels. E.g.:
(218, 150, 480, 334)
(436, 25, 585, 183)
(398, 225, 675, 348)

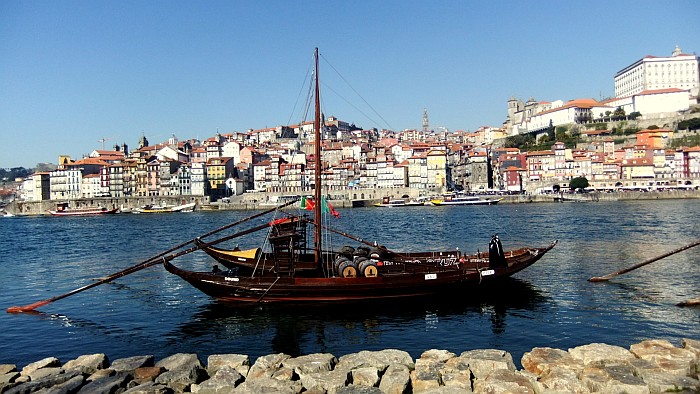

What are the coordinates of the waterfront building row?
(17, 124, 700, 203)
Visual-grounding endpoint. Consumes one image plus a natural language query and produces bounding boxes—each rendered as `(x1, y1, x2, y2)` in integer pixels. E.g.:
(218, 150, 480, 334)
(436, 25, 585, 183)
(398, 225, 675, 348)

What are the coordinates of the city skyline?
(2, 0, 699, 168)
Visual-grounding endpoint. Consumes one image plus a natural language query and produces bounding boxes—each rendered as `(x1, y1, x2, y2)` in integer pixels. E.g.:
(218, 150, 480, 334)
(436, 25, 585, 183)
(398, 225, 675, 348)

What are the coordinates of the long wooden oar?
(677, 297, 700, 307)
(589, 239, 700, 282)
(7, 202, 296, 313)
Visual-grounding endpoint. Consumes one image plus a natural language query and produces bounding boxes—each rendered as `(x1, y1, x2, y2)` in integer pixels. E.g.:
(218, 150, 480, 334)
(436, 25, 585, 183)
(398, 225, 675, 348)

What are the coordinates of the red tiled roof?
(637, 88, 687, 96)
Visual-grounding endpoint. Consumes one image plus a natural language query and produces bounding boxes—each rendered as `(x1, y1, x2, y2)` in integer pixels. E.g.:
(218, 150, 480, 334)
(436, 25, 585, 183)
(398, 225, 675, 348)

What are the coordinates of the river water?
(1, 200, 698, 368)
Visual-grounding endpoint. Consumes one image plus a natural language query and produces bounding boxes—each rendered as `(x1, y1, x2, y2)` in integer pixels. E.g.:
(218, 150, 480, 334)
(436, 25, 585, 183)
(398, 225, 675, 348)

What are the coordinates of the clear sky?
(1, 1, 699, 169)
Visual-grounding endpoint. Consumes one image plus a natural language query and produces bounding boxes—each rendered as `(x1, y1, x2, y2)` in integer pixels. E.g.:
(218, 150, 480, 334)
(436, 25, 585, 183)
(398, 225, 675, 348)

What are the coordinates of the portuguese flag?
(300, 196, 340, 218)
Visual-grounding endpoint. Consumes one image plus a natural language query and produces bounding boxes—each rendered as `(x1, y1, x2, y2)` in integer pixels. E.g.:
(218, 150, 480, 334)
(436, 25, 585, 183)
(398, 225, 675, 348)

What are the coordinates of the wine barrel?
(337, 260, 358, 278)
(334, 256, 351, 273)
(369, 247, 384, 259)
(340, 245, 355, 256)
(355, 246, 370, 256)
(358, 259, 378, 277)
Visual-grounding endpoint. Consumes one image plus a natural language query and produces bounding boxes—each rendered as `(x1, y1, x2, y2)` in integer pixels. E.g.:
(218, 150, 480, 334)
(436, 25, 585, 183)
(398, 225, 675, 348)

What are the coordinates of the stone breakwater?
(1, 338, 699, 393)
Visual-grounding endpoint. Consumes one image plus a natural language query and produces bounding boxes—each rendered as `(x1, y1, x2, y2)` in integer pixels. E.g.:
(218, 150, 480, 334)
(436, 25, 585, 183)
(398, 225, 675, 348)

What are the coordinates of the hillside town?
(5, 46, 700, 204)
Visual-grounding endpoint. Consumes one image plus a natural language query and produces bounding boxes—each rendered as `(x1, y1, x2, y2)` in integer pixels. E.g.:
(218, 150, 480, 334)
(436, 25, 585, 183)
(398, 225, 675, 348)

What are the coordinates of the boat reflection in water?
(169, 278, 548, 360)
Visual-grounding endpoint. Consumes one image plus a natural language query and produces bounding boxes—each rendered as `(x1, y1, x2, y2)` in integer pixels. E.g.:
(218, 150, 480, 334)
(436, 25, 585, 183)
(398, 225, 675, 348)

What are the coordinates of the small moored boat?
(431, 193, 502, 206)
(373, 196, 427, 207)
(48, 203, 119, 217)
(134, 202, 196, 213)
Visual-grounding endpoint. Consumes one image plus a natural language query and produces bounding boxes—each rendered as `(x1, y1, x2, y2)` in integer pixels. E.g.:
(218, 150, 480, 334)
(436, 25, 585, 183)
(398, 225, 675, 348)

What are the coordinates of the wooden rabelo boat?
(163, 48, 557, 304)
(48, 203, 119, 217)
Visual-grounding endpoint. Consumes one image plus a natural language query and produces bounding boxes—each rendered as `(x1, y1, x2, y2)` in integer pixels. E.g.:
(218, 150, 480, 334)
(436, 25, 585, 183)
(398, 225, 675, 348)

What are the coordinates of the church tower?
(138, 134, 149, 149)
(422, 108, 429, 132)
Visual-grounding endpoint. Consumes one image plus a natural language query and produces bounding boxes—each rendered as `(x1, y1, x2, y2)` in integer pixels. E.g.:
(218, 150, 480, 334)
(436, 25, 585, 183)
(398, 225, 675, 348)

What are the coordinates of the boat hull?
(164, 241, 556, 304)
(432, 198, 501, 206)
(47, 208, 119, 216)
(373, 202, 426, 207)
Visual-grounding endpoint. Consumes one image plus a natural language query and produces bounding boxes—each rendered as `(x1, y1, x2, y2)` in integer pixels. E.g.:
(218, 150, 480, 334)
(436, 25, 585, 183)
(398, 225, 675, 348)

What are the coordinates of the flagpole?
(313, 47, 322, 266)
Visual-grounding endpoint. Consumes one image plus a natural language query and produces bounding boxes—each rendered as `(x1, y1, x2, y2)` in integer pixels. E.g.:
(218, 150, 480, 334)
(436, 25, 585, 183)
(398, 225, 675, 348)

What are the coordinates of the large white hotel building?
(614, 45, 699, 99)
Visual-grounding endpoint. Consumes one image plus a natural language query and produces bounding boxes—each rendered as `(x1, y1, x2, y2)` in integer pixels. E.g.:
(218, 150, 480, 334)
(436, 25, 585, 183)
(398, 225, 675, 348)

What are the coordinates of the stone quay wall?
(4, 189, 700, 215)
(1, 338, 699, 393)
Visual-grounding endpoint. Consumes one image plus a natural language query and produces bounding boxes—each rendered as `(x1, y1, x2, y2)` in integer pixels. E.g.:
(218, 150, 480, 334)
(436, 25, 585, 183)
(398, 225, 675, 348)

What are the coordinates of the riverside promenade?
(2, 338, 699, 393)
(5, 189, 700, 216)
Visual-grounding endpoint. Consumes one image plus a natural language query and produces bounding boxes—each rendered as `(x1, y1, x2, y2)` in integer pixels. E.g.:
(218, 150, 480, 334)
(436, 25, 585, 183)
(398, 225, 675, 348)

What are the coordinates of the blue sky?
(1, 1, 699, 168)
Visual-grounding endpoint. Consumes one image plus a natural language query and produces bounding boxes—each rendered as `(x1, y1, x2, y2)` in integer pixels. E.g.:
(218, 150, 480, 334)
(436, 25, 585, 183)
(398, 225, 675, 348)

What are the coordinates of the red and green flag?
(300, 196, 340, 218)
(300, 196, 315, 211)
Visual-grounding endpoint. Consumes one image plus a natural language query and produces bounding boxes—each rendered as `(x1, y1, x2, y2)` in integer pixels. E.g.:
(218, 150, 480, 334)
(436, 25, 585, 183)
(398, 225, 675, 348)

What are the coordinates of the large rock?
(110, 356, 154, 373)
(122, 381, 173, 394)
(568, 343, 636, 365)
(521, 347, 583, 376)
(154, 354, 207, 392)
(298, 369, 349, 394)
(629, 357, 700, 393)
(458, 349, 515, 380)
(27, 367, 63, 382)
(86, 369, 116, 382)
(155, 353, 203, 372)
(0, 366, 17, 375)
(247, 353, 291, 380)
(206, 354, 250, 377)
(5, 370, 82, 394)
(440, 356, 472, 391)
(682, 338, 700, 358)
(411, 354, 444, 392)
(63, 354, 109, 375)
(20, 357, 61, 377)
(282, 353, 337, 376)
(41, 374, 85, 394)
(336, 386, 383, 394)
(133, 366, 165, 383)
(77, 374, 132, 394)
(682, 337, 700, 379)
(377, 364, 411, 394)
(336, 350, 414, 373)
(350, 367, 380, 387)
(580, 362, 649, 393)
(630, 339, 697, 377)
(192, 365, 244, 394)
(232, 376, 303, 394)
(419, 350, 456, 363)
(473, 369, 542, 393)
(1, 371, 20, 386)
(537, 367, 590, 393)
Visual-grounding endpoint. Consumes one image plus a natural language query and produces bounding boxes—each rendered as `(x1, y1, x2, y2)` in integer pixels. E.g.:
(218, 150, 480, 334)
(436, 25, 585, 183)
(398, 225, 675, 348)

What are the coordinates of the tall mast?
(313, 47, 322, 265)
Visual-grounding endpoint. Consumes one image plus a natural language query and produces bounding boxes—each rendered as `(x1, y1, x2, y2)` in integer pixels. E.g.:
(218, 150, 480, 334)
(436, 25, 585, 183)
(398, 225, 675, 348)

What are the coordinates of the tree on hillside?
(678, 118, 700, 131)
(0, 167, 31, 181)
(569, 176, 589, 190)
(613, 107, 626, 120)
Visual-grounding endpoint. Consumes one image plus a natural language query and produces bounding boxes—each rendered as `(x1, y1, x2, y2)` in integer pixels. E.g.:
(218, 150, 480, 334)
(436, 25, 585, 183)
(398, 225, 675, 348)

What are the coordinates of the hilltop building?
(614, 45, 699, 99)
(505, 45, 697, 136)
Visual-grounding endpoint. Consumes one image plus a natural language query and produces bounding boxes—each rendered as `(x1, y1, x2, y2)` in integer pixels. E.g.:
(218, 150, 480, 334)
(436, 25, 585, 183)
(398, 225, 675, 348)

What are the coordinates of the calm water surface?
(1, 200, 699, 368)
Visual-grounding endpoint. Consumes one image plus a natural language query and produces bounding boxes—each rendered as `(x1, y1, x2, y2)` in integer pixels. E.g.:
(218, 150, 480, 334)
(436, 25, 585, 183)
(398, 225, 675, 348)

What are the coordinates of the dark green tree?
(613, 106, 626, 120)
(569, 176, 589, 190)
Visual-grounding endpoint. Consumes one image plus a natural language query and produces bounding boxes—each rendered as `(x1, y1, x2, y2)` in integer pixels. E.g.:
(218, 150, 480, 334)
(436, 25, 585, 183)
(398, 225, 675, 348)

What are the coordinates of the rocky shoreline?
(2, 338, 699, 393)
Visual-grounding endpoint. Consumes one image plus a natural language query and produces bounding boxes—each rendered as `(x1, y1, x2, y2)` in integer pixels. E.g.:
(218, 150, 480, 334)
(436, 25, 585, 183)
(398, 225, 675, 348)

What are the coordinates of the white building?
(81, 174, 104, 198)
(526, 99, 612, 131)
(190, 162, 207, 196)
(632, 88, 691, 115)
(49, 168, 82, 200)
(614, 45, 699, 99)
